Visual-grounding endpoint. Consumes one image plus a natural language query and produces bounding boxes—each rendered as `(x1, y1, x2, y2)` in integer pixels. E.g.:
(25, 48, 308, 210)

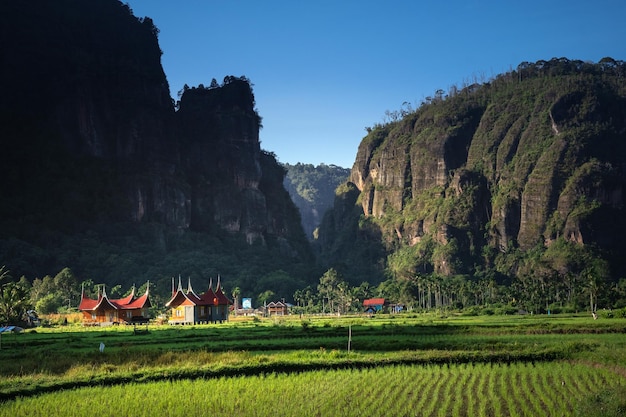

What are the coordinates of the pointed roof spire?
(177, 275, 183, 292)
(187, 277, 199, 298)
(214, 276, 231, 305)
(208, 277, 213, 292)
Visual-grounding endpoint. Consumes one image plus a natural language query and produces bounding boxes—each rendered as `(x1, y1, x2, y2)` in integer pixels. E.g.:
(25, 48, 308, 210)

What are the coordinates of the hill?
(317, 58, 626, 311)
(0, 0, 315, 305)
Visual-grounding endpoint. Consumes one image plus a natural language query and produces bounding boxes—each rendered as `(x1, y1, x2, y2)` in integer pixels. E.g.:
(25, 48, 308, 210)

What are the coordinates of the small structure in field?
(165, 276, 231, 324)
(363, 298, 388, 314)
(78, 283, 152, 326)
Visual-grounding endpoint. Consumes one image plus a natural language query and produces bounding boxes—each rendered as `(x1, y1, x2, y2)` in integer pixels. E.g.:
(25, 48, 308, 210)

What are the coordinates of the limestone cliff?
(0, 0, 312, 295)
(319, 59, 626, 284)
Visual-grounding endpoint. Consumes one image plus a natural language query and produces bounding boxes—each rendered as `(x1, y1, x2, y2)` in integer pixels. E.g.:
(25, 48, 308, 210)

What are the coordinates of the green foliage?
(0, 267, 31, 324)
(283, 163, 350, 240)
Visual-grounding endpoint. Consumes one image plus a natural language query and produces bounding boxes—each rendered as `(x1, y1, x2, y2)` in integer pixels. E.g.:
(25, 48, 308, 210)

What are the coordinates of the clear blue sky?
(126, 0, 626, 168)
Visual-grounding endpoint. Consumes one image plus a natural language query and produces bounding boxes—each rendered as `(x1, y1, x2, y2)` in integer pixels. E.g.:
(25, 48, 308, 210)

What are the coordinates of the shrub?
(599, 310, 614, 319)
(494, 305, 517, 315)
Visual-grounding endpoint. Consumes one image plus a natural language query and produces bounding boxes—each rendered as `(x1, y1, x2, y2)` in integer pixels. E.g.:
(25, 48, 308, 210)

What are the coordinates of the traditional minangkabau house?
(165, 276, 231, 324)
(78, 283, 152, 325)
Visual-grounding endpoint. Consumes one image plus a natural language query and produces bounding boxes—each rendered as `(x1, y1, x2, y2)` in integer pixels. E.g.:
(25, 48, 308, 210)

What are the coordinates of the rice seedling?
(1, 362, 622, 417)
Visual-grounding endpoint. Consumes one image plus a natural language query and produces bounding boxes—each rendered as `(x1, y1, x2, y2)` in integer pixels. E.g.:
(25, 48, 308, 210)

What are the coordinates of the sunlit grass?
(2, 362, 623, 417)
(1, 313, 624, 412)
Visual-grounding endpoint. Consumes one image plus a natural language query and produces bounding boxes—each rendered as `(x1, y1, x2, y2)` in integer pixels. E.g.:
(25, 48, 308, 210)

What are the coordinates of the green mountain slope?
(318, 58, 626, 310)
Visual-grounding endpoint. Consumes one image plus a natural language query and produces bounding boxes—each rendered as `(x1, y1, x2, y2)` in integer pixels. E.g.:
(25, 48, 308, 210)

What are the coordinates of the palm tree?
(257, 290, 275, 315)
(231, 287, 241, 315)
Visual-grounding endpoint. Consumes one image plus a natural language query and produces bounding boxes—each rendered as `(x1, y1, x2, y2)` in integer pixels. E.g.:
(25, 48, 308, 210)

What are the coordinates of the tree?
(30, 268, 80, 313)
(53, 267, 78, 309)
(317, 268, 342, 314)
(293, 285, 316, 314)
(257, 290, 275, 309)
(582, 256, 609, 314)
(0, 267, 31, 324)
(35, 293, 61, 315)
(231, 287, 241, 313)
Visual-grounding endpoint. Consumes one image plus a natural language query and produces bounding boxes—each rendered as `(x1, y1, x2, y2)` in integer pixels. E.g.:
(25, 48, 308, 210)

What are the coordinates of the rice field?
(1, 314, 625, 416)
(1, 361, 622, 417)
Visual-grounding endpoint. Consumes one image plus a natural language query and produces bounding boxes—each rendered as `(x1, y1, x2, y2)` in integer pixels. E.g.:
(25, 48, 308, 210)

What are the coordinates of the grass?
(2, 362, 623, 417)
(0, 313, 624, 415)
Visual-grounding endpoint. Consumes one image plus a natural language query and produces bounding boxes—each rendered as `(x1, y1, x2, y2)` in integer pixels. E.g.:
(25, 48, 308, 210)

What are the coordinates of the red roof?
(363, 298, 386, 306)
(214, 286, 231, 305)
(123, 287, 151, 309)
(77, 296, 100, 310)
(79, 284, 151, 311)
(165, 277, 232, 307)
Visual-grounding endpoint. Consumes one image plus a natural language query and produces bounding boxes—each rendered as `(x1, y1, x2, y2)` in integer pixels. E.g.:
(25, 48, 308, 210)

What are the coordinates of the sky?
(126, 0, 626, 168)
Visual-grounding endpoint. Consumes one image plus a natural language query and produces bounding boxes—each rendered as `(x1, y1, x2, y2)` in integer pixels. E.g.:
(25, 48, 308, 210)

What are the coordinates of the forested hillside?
(318, 58, 626, 313)
(283, 163, 350, 240)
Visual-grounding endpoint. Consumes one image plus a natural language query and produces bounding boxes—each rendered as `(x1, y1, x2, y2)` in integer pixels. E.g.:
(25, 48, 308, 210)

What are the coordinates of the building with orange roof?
(363, 298, 387, 313)
(165, 276, 231, 324)
(78, 283, 152, 325)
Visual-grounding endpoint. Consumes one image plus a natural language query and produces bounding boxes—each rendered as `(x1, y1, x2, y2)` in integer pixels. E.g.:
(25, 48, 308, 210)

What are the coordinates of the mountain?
(283, 163, 350, 240)
(0, 0, 314, 303)
(318, 58, 626, 307)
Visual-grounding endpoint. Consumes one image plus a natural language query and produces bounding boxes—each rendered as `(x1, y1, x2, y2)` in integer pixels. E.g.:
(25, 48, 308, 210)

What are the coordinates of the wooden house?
(266, 301, 289, 316)
(165, 276, 231, 324)
(78, 283, 152, 325)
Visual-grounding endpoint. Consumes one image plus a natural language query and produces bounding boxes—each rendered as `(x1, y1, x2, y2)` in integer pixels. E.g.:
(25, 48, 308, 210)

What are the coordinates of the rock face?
(282, 163, 351, 240)
(319, 59, 626, 283)
(0, 0, 311, 286)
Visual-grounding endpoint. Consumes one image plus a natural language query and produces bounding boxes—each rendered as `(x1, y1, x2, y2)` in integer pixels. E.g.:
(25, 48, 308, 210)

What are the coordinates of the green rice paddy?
(0, 314, 624, 416)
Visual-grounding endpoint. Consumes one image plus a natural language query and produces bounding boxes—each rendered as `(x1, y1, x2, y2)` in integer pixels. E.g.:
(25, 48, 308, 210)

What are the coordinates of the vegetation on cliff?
(318, 58, 626, 313)
(283, 163, 350, 240)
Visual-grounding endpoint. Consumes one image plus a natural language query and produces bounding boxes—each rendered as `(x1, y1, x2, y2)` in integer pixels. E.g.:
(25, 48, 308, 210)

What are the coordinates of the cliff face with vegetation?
(283, 163, 351, 240)
(319, 58, 626, 295)
(0, 0, 313, 301)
